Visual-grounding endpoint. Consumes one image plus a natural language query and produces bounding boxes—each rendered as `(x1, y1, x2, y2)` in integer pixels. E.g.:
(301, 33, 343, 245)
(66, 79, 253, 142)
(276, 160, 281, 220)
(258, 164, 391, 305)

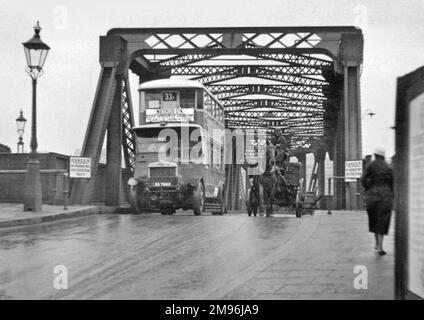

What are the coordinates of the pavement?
(222, 210, 394, 300)
(0, 203, 127, 228)
(0, 208, 394, 300)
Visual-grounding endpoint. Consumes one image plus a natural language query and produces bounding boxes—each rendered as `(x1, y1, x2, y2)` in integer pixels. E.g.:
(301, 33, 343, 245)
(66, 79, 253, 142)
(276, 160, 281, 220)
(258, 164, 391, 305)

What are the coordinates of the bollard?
(63, 172, 69, 210)
(356, 193, 361, 210)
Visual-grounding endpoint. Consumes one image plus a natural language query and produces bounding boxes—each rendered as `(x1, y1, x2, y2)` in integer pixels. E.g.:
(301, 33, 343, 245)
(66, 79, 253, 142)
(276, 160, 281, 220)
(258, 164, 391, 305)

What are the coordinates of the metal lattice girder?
(225, 106, 323, 114)
(156, 53, 219, 70)
(225, 113, 322, 121)
(253, 53, 333, 68)
(225, 113, 323, 123)
(171, 65, 324, 76)
(119, 27, 355, 59)
(247, 70, 327, 87)
(222, 99, 324, 110)
(209, 84, 324, 95)
(221, 99, 324, 111)
(192, 69, 327, 87)
(226, 109, 323, 116)
(213, 86, 326, 101)
(121, 77, 136, 171)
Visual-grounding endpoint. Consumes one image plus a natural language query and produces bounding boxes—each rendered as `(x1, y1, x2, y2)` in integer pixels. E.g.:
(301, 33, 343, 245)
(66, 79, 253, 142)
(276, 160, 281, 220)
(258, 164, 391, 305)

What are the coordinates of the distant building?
(0, 143, 11, 153)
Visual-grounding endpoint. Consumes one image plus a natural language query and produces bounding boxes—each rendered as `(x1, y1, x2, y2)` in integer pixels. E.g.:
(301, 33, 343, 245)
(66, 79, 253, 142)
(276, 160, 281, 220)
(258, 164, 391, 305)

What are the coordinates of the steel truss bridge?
(70, 27, 363, 210)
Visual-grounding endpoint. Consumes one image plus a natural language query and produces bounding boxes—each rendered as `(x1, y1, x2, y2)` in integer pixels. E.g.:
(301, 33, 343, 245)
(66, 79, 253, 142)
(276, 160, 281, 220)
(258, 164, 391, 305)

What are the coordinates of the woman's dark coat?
(361, 157, 394, 235)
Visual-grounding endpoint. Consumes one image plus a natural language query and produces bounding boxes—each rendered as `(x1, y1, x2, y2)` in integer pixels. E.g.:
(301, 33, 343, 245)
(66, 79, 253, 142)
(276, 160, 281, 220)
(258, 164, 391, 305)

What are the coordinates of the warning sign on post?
(70, 157, 91, 178)
(345, 160, 363, 181)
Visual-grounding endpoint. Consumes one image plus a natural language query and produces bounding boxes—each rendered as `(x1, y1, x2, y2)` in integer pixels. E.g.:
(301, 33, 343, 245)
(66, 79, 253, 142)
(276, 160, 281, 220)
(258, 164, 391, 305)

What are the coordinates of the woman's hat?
(374, 147, 386, 157)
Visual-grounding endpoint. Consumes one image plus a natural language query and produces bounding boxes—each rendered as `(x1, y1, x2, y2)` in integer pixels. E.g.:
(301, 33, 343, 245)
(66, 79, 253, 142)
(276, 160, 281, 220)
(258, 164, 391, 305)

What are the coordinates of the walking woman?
(360, 147, 394, 256)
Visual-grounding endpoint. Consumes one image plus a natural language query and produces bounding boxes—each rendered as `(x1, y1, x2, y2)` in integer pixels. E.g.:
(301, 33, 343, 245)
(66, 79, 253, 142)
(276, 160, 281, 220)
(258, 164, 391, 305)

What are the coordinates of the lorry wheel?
(193, 182, 204, 216)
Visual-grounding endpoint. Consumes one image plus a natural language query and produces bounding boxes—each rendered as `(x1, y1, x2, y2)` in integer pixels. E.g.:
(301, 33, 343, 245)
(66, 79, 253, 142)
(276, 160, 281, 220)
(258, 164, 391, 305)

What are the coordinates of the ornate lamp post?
(22, 21, 50, 211)
(16, 110, 27, 153)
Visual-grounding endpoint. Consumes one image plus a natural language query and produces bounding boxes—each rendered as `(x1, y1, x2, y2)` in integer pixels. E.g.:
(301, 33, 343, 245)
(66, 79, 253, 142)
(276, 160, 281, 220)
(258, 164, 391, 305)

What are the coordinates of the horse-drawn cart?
(246, 161, 305, 218)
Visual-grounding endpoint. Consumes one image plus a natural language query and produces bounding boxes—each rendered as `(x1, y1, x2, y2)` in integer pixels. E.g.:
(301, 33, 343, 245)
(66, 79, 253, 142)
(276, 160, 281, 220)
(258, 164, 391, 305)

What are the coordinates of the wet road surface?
(0, 211, 304, 299)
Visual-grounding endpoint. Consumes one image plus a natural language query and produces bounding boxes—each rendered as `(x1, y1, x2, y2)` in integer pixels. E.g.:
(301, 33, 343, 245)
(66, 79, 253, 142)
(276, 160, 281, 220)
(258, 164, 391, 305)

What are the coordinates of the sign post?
(344, 160, 363, 210)
(395, 65, 424, 300)
(69, 157, 91, 179)
(345, 160, 363, 182)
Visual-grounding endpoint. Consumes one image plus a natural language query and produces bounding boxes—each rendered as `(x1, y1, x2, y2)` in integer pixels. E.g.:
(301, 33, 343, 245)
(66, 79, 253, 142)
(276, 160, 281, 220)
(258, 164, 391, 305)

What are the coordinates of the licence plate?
(154, 182, 172, 187)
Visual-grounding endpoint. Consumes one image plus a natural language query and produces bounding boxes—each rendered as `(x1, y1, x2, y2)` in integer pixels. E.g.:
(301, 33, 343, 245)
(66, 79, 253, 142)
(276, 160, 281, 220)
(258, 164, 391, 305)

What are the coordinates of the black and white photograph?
(0, 0, 423, 305)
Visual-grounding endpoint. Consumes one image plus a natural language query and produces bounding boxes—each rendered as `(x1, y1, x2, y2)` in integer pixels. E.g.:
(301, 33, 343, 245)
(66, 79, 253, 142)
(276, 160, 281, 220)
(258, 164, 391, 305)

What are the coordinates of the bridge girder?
(73, 26, 363, 210)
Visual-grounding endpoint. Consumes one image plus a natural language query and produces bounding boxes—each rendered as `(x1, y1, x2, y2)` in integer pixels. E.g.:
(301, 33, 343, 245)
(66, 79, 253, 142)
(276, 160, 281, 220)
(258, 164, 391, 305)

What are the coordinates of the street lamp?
(16, 110, 27, 153)
(22, 21, 50, 212)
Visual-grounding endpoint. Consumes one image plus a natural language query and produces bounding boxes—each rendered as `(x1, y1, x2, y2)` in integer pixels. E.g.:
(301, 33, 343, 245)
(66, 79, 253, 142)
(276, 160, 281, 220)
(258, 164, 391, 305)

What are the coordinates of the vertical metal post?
(30, 79, 38, 155)
(356, 177, 361, 210)
(63, 172, 69, 210)
(327, 177, 332, 215)
(23, 78, 42, 212)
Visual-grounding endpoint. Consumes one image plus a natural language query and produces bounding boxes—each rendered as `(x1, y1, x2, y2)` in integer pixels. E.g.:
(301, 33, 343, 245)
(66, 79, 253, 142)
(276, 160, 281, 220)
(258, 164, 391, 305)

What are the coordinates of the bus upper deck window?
(180, 89, 195, 108)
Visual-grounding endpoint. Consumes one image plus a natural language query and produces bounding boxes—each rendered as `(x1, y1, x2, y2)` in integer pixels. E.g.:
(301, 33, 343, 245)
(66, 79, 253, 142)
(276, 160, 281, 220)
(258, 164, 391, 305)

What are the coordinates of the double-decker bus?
(128, 79, 227, 215)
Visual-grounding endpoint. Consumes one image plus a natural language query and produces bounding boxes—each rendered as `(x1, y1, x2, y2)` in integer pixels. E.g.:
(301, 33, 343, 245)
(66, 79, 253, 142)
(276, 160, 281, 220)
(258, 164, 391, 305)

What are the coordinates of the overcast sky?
(1, 0, 424, 158)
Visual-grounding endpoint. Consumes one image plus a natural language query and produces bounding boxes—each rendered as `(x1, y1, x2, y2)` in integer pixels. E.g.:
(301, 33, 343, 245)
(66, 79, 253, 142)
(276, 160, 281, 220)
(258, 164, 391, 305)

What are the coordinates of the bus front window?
(135, 127, 204, 164)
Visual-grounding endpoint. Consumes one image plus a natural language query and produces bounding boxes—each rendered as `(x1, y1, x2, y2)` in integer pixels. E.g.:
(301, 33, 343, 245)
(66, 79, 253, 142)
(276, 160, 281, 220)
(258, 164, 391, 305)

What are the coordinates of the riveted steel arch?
(70, 26, 363, 209)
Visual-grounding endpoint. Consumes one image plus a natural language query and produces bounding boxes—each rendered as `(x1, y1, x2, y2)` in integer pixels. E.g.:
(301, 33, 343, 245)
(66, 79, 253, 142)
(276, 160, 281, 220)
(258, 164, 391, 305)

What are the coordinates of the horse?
(274, 145, 290, 195)
(257, 145, 278, 217)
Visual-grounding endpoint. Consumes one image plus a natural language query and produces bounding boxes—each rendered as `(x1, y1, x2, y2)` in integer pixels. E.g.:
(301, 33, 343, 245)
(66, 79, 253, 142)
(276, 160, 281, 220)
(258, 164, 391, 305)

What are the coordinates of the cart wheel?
(193, 181, 204, 216)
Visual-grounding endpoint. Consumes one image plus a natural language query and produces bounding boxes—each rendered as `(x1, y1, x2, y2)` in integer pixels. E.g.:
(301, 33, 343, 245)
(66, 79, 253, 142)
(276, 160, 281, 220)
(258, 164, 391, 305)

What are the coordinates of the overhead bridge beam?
(71, 27, 363, 210)
(172, 65, 325, 76)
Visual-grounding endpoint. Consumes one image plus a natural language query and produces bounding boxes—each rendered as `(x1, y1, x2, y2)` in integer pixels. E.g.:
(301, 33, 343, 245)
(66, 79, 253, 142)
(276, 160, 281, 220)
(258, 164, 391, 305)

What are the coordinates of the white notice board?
(345, 160, 363, 180)
(408, 92, 424, 299)
(69, 157, 91, 179)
